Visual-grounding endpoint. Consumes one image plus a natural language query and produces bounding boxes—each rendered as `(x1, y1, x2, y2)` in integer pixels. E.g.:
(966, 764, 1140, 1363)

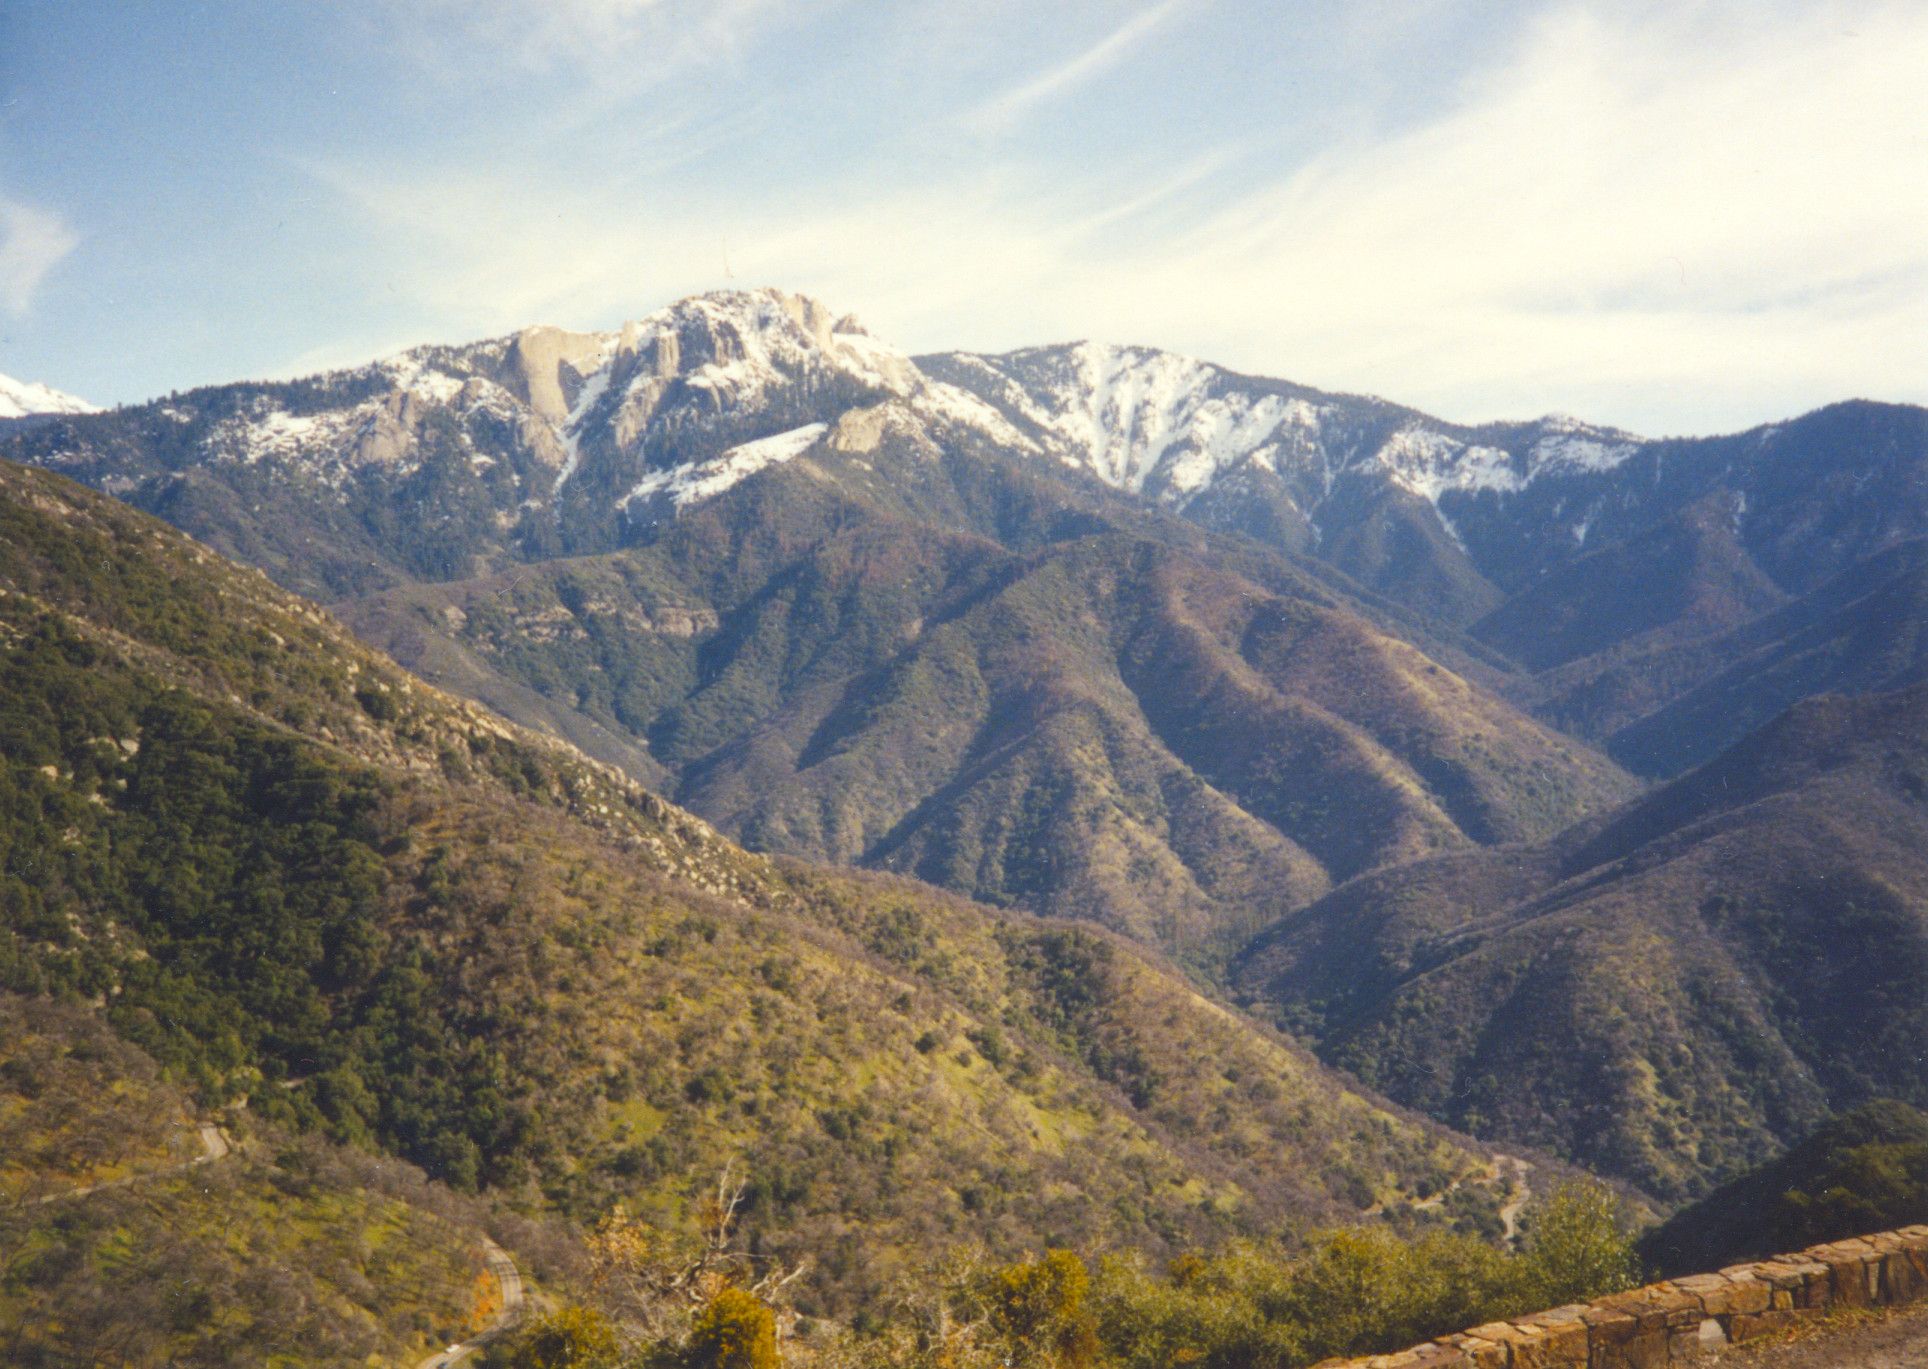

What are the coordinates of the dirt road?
(13, 1119, 231, 1207)
(1719, 1303, 1928, 1368)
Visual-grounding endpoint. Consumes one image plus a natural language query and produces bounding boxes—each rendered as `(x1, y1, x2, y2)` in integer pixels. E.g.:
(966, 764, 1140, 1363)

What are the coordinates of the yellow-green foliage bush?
(1001, 1180, 1633, 1369)
(1519, 1179, 1639, 1307)
(687, 1287, 779, 1369)
(986, 1250, 1100, 1369)
(492, 1306, 624, 1369)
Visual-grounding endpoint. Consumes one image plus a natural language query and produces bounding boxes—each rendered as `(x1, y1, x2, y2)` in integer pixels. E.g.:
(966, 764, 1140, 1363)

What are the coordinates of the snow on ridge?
(619, 422, 828, 513)
(206, 404, 368, 480)
(621, 288, 921, 411)
(958, 342, 1329, 501)
(1527, 428, 1640, 480)
(938, 342, 1662, 521)
(560, 290, 1035, 475)
(0, 373, 97, 420)
(555, 349, 621, 497)
(1059, 343, 1216, 490)
(909, 381, 1037, 450)
(1375, 427, 1522, 504)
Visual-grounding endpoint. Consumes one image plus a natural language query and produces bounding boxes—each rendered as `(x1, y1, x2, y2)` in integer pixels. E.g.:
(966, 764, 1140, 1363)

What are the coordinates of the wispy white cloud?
(305, 3, 1928, 434)
(365, 0, 811, 85)
(1118, 2, 1928, 429)
(963, 1, 1190, 134)
(0, 198, 77, 316)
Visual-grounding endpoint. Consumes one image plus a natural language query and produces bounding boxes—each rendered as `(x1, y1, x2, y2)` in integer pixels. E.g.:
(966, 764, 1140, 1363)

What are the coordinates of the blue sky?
(3, 0, 1925, 434)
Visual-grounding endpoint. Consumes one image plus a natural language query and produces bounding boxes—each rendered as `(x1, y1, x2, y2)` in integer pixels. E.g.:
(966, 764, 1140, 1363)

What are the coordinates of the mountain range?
(4, 285, 1924, 1212)
(0, 452, 1513, 1359)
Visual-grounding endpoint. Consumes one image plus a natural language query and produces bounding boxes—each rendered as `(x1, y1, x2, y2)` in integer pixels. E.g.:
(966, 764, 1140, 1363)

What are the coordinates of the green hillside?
(0, 456, 1502, 1322)
(0, 995, 519, 1365)
(1639, 1099, 1928, 1276)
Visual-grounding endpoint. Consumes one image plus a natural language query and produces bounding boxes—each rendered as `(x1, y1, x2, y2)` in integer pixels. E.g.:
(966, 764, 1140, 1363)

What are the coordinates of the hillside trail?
(10, 1120, 231, 1208)
(1394, 1152, 1533, 1244)
(1496, 1155, 1533, 1246)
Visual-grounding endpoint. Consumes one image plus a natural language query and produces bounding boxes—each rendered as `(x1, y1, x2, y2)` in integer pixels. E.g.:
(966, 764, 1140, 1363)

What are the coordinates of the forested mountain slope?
(0, 455, 1503, 1318)
(2, 291, 1635, 967)
(1234, 682, 1928, 1201)
(0, 995, 524, 1364)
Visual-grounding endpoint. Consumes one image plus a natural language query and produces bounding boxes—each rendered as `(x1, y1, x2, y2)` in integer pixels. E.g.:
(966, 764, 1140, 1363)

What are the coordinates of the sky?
(2, 0, 1925, 435)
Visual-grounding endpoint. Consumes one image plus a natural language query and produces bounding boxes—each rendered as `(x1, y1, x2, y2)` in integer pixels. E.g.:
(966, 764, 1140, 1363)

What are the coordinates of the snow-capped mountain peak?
(0, 372, 97, 420)
(8, 290, 1658, 572)
(918, 341, 1652, 547)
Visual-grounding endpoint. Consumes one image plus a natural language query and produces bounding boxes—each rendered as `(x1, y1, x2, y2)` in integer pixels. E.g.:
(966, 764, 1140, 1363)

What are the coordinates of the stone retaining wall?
(1320, 1224, 1928, 1368)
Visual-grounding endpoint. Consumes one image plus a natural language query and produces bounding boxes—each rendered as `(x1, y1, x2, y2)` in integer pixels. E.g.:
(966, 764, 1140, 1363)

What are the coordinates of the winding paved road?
(1496, 1155, 1532, 1247)
(416, 1236, 525, 1368)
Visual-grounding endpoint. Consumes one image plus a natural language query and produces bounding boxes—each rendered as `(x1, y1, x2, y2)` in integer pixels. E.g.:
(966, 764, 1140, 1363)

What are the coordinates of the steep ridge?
(0, 372, 95, 420)
(14, 296, 1927, 702)
(4, 290, 1029, 598)
(2, 290, 1634, 969)
(17, 291, 1927, 1001)
(919, 344, 1645, 627)
(339, 448, 1628, 967)
(1470, 496, 1789, 673)
(922, 351, 1928, 766)
(0, 455, 1505, 1314)
(1529, 536, 1928, 776)
(1233, 683, 1928, 1201)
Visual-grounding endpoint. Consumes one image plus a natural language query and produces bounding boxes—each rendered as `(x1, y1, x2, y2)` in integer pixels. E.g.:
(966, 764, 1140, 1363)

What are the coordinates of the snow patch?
(1528, 430, 1639, 479)
(0, 373, 97, 420)
(910, 380, 1036, 449)
(555, 358, 618, 497)
(620, 423, 827, 513)
(1377, 428, 1521, 503)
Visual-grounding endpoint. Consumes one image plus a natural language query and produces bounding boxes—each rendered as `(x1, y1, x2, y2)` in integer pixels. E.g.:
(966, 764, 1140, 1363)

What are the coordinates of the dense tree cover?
(0, 607, 531, 1188)
(1640, 1100, 1928, 1276)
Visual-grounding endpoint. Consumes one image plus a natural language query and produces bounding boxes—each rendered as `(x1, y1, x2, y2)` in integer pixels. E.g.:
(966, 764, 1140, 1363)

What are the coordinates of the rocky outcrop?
(502, 325, 611, 424)
(1320, 1224, 1928, 1368)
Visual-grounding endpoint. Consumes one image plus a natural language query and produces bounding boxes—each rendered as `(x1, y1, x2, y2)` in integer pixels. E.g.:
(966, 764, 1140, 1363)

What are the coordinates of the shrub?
(488, 1305, 622, 1369)
(686, 1287, 779, 1369)
(987, 1250, 1099, 1369)
(1518, 1179, 1639, 1305)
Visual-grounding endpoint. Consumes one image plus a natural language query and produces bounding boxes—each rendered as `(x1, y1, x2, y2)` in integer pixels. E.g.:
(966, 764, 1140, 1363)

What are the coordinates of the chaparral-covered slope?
(1234, 681, 1928, 1202)
(3, 290, 1636, 969)
(0, 454, 1506, 1319)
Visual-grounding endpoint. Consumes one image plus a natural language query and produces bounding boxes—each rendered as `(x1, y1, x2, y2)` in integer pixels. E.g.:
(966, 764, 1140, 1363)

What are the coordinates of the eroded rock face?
(503, 325, 612, 424)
